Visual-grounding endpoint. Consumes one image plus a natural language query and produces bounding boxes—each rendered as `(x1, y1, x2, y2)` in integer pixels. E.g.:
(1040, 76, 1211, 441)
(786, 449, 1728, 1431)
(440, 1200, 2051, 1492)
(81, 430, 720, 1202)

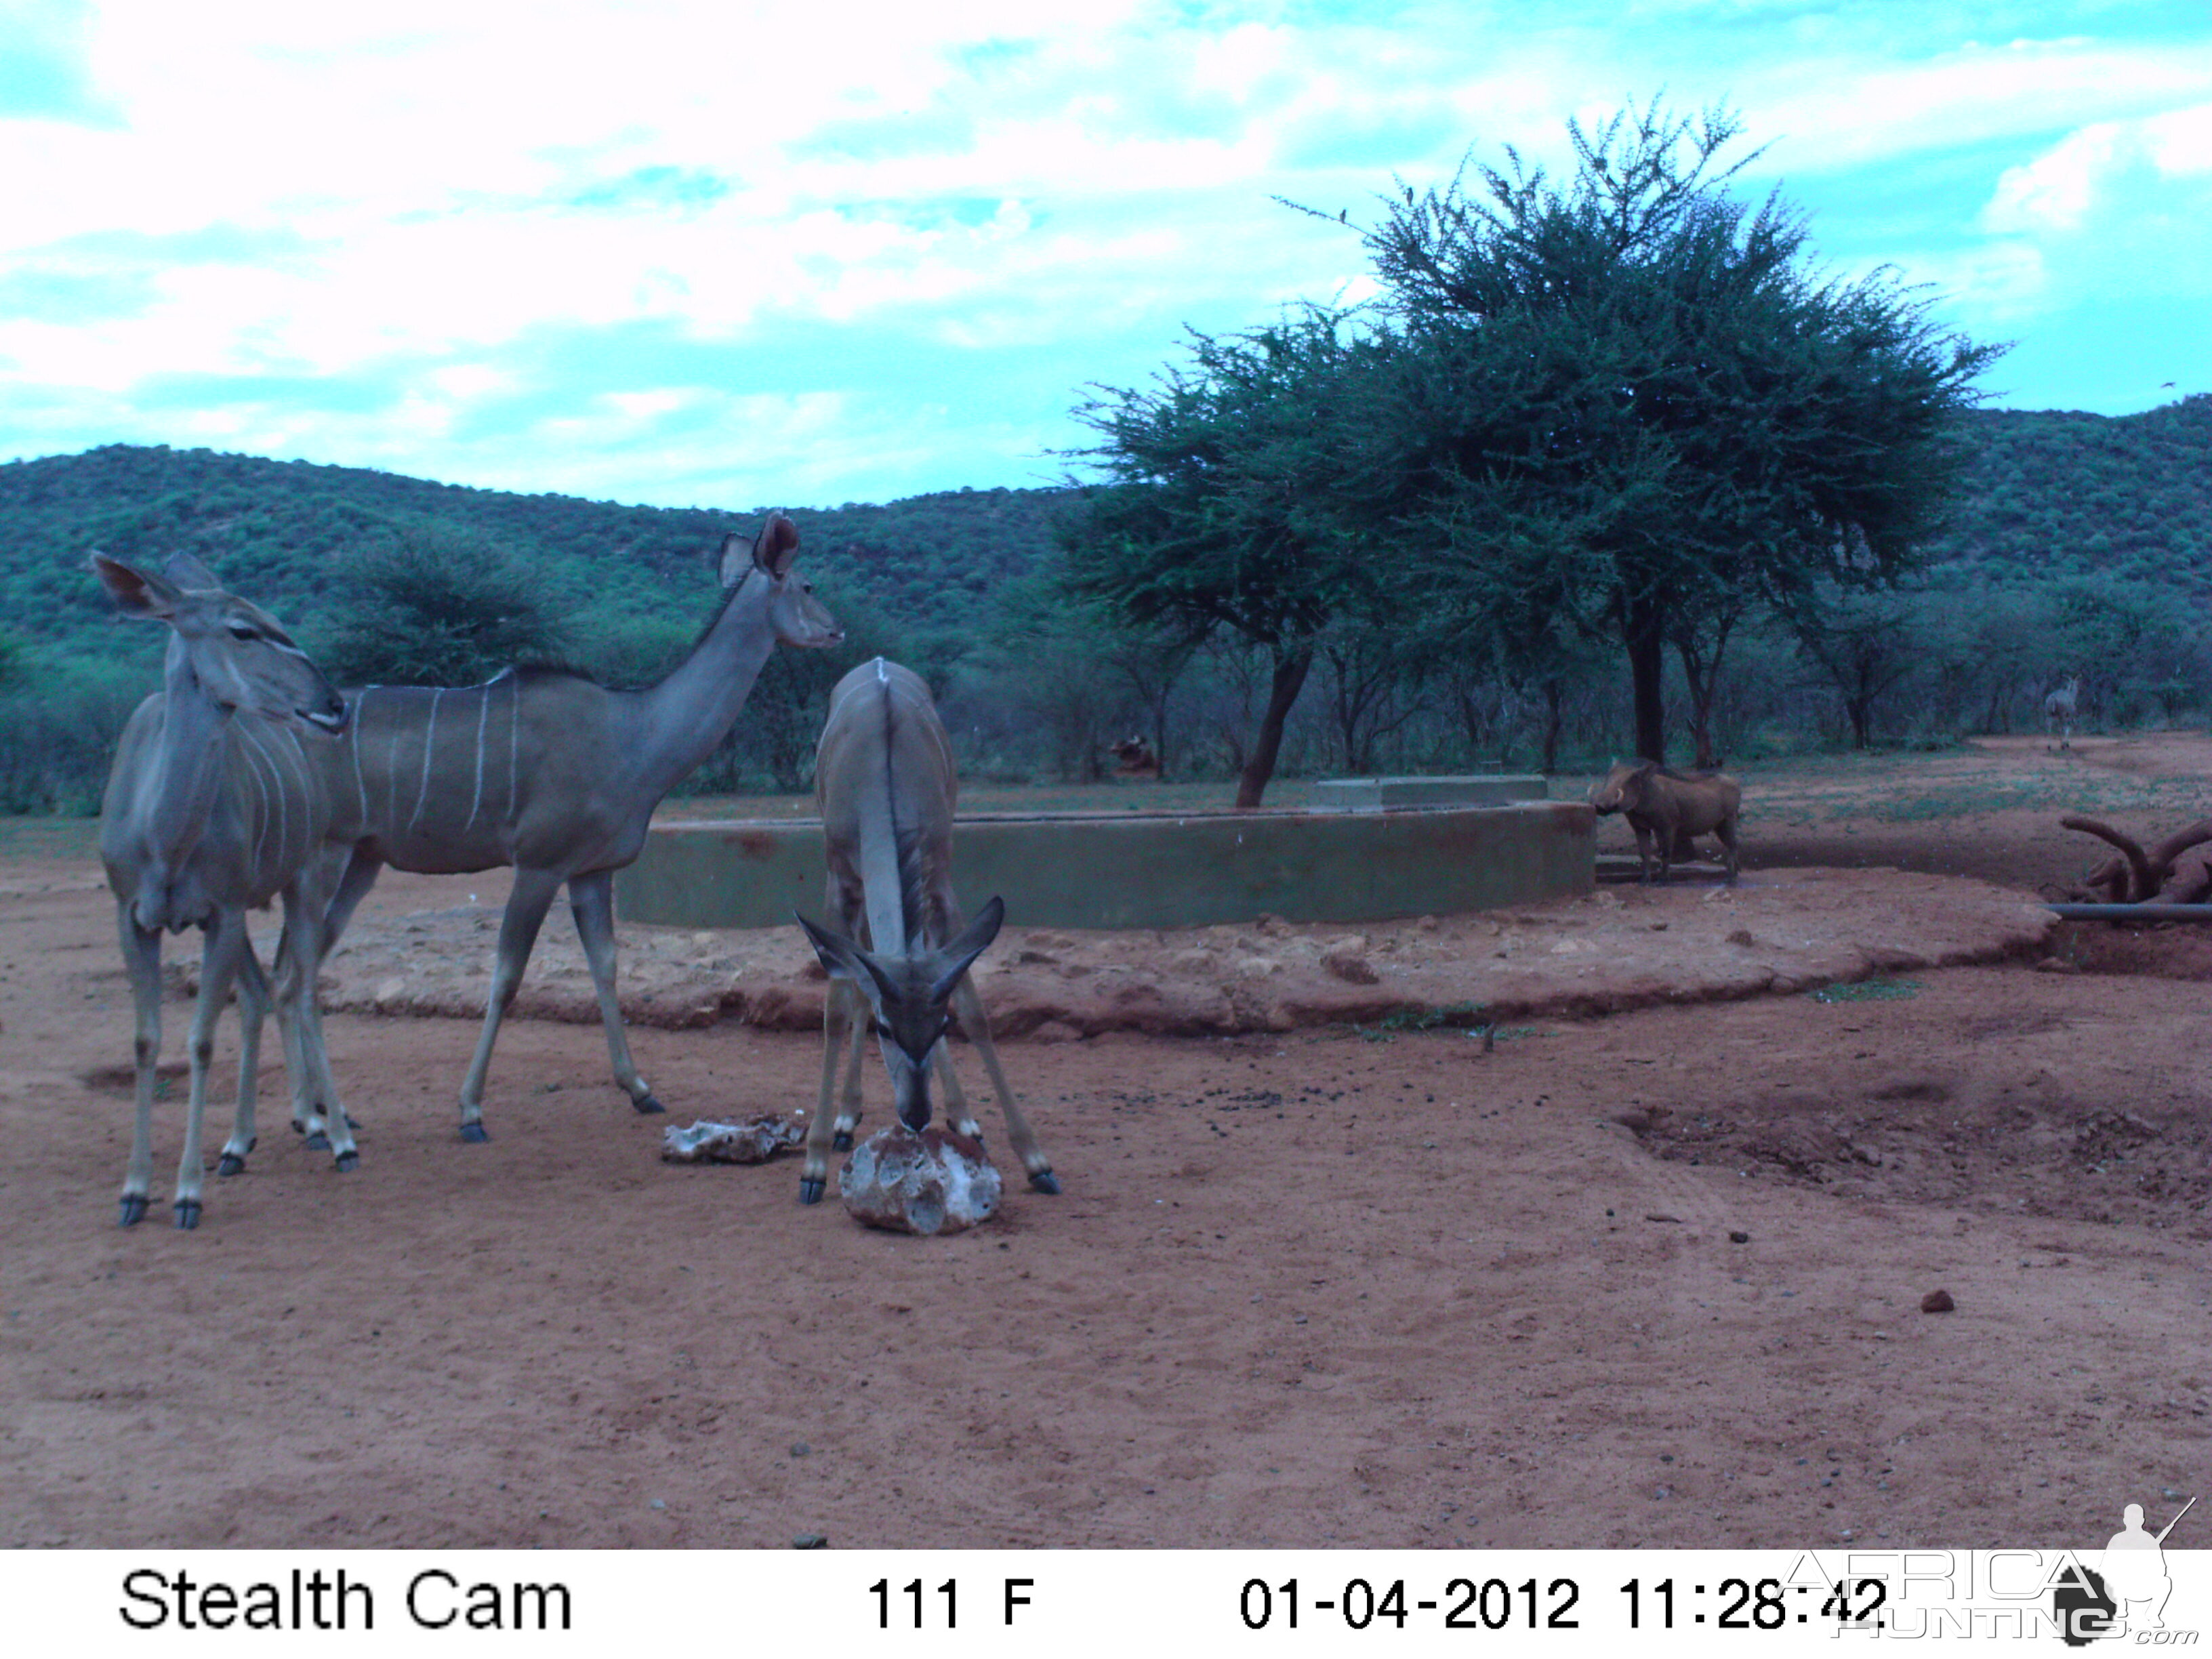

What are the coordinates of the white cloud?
(3, 2, 2210, 501)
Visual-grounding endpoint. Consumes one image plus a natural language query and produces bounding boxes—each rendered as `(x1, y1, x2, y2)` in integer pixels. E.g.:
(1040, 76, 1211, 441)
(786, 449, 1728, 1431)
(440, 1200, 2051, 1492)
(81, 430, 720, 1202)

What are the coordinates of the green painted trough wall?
(615, 801, 1595, 931)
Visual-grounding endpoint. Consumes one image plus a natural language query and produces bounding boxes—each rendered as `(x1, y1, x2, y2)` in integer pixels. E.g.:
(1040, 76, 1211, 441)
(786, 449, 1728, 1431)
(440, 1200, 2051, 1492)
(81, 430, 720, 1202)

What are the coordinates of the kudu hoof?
(831, 1130, 854, 1153)
(302, 1130, 331, 1152)
(1028, 1170, 1063, 1195)
(216, 1153, 247, 1179)
(634, 1092, 665, 1115)
(173, 1200, 202, 1231)
(118, 1195, 148, 1227)
(459, 1122, 490, 1145)
(334, 1151, 359, 1174)
(798, 1176, 826, 1206)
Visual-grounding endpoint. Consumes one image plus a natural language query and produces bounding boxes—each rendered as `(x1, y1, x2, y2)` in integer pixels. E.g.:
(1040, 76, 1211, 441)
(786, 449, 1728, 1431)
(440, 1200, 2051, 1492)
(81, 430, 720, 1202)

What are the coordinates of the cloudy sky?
(3, 1, 2208, 510)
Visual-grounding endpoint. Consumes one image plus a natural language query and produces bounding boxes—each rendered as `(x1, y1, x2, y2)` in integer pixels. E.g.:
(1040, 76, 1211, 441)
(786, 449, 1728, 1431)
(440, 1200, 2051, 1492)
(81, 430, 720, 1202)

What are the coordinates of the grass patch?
(1807, 977, 1925, 1004)
(1343, 1003, 1542, 1045)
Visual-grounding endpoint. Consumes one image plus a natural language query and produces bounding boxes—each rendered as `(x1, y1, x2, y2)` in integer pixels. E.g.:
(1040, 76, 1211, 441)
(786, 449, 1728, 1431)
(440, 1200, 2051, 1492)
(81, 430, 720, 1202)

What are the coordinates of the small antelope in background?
(2044, 675, 2081, 750)
(304, 514, 841, 1142)
(1590, 759, 1742, 883)
(794, 657, 1059, 1205)
(94, 554, 354, 1228)
(1107, 735, 1161, 779)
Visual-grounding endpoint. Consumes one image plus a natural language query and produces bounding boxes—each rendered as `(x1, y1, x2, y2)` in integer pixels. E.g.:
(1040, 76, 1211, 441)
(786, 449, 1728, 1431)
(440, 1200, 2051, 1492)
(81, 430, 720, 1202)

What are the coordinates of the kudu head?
(711, 513, 842, 650)
(796, 897, 1006, 1133)
(91, 552, 348, 734)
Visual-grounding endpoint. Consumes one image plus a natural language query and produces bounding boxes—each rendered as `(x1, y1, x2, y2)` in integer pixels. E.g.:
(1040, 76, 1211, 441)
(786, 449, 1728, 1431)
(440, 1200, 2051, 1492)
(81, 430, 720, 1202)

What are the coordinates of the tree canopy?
(1061, 308, 1393, 805)
(1360, 100, 2004, 762)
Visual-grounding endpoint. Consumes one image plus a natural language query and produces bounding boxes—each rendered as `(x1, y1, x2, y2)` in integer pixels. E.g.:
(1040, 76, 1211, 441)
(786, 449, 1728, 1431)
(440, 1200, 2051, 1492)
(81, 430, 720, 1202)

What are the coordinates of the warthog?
(1590, 760, 1741, 883)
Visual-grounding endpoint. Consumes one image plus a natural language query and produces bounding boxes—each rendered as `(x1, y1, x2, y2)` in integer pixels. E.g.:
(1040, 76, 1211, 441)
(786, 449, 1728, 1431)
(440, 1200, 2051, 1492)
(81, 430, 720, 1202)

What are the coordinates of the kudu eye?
(227, 622, 259, 641)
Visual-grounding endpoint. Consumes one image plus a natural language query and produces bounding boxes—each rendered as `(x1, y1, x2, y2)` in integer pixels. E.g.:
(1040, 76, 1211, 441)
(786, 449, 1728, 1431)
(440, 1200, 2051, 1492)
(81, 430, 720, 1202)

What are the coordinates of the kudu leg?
(278, 884, 360, 1173)
(930, 1046, 984, 1143)
(456, 866, 564, 1143)
(175, 910, 253, 1230)
(318, 846, 384, 949)
(116, 907, 163, 1227)
(568, 868, 660, 1114)
(280, 849, 377, 1149)
(216, 945, 270, 1177)
(834, 1008, 866, 1149)
(802, 977, 866, 1204)
(949, 973, 1059, 1193)
(832, 880, 869, 1149)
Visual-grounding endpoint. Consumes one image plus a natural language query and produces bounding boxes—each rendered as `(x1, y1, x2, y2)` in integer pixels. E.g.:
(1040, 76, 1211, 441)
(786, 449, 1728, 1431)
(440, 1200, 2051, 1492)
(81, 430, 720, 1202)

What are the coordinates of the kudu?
(94, 554, 354, 1229)
(306, 514, 841, 1141)
(2045, 675, 2081, 749)
(794, 658, 1059, 1204)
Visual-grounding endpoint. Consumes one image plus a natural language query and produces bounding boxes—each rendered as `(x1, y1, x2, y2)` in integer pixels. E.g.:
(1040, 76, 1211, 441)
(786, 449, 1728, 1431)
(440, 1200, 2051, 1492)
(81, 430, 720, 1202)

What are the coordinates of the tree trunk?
(1540, 677, 1565, 774)
(1235, 647, 1313, 809)
(1673, 609, 1736, 771)
(1625, 592, 1668, 764)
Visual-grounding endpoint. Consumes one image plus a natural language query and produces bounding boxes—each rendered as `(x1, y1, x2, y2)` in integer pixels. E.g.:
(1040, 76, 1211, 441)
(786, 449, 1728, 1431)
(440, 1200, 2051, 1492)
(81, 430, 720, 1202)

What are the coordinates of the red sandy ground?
(0, 734, 2205, 1549)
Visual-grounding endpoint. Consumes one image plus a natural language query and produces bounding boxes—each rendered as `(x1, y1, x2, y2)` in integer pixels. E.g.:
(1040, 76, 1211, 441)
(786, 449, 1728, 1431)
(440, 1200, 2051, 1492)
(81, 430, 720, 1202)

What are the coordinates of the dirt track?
(1, 734, 2207, 1549)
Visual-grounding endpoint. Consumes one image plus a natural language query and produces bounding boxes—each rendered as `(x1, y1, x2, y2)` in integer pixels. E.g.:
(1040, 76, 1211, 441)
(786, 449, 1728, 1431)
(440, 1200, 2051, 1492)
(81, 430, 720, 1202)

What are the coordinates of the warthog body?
(1590, 760, 1741, 883)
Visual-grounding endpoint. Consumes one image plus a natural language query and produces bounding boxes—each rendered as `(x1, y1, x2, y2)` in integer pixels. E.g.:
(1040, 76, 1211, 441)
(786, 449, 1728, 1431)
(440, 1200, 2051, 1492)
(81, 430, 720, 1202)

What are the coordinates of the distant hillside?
(0, 444, 1073, 672)
(1923, 397, 2212, 595)
(3, 396, 2207, 677)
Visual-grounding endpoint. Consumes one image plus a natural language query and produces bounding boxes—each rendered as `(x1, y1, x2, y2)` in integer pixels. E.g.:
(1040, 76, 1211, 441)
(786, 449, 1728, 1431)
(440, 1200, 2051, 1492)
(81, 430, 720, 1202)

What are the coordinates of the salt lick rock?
(840, 1126, 1003, 1235)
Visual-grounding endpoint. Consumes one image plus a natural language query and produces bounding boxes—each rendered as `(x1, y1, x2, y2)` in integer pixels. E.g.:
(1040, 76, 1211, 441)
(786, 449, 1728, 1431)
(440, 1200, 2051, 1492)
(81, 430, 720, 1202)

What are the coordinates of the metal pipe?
(2045, 903, 2212, 922)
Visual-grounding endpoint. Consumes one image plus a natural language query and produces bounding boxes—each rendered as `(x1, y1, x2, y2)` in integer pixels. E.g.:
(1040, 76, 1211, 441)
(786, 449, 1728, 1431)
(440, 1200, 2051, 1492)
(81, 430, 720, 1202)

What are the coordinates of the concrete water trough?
(616, 794, 1595, 932)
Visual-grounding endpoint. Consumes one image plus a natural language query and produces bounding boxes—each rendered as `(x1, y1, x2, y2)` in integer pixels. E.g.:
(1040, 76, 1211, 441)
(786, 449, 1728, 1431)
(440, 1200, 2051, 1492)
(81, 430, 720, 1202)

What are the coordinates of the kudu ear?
(794, 911, 896, 1007)
(714, 531, 750, 590)
(927, 896, 1006, 1006)
(163, 552, 222, 590)
(752, 512, 800, 579)
(91, 552, 180, 620)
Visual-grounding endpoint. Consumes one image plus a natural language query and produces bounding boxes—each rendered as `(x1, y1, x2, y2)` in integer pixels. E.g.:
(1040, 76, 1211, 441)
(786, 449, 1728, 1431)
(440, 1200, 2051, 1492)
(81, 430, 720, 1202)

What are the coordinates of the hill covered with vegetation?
(0, 394, 2205, 812)
(0, 442, 1071, 676)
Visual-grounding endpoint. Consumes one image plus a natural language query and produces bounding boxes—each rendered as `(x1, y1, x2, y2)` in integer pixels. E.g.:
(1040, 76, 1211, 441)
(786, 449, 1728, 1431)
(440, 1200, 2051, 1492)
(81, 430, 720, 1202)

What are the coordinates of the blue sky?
(2, 1, 2208, 509)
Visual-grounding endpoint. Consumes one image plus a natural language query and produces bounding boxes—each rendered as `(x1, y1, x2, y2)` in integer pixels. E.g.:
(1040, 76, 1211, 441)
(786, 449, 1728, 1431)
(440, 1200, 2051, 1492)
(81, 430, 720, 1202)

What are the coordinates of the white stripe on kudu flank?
(237, 721, 287, 874)
(409, 689, 443, 834)
(237, 726, 272, 873)
(352, 688, 375, 825)
(506, 672, 520, 824)
(386, 693, 405, 828)
(466, 681, 490, 831)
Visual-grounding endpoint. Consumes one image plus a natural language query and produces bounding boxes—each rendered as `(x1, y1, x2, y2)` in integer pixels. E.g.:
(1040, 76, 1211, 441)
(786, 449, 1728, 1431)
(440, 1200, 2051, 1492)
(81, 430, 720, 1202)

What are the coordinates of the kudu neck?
(631, 570, 781, 790)
(148, 645, 233, 863)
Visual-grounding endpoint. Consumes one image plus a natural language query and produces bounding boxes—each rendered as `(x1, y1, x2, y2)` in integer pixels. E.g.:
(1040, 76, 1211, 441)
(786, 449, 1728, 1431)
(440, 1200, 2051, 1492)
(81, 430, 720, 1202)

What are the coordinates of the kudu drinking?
(306, 514, 840, 1141)
(794, 658, 1059, 1204)
(94, 554, 354, 1229)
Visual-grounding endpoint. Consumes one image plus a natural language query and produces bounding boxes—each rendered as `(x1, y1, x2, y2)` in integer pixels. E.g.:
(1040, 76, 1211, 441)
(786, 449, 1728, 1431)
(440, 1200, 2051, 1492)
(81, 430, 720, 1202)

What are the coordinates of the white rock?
(661, 1115, 804, 1164)
(839, 1127, 1002, 1235)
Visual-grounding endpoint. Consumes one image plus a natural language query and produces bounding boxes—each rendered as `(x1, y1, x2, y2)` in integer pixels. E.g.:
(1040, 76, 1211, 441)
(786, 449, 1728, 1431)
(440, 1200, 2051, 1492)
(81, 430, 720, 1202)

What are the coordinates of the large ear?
(714, 531, 750, 589)
(164, 552, 221, 590)
(794, 912, 895, 1008)
(91, 552, 180, 620)
(752, 512, 800, 579)
(927, 896, 1005, 1005)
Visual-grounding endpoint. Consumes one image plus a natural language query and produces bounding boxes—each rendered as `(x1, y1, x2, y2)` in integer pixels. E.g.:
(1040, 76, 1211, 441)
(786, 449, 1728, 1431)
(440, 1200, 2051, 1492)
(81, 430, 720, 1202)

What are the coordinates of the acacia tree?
(1361, 100, 2001, 762)
(1061, 309, 1387, 806)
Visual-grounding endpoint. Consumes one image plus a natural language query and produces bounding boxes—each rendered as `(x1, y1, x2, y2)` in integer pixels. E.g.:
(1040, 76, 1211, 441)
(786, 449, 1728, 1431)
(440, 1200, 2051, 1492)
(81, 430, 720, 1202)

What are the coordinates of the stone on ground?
(661, 1115, 805, 1164)
(840, 1127, 1002, 1235)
